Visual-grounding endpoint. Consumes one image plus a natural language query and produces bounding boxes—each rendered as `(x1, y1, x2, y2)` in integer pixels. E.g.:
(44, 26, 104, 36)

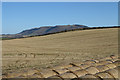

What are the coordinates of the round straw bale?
(27, 72, 44, 78)
(6, 72, 27, 78)
(39, 69, 57, 78)
(10, 69, 39, 78)
(106, 55, 118, 62)
(85, 66, 99, 74)
(105, 59, 114, 63)
(113, 60, 120, 66)
(5, 73, 18, 78)
(79, 64, 91, 69)
(46, 75, 63, 80)
(96, 65, 109, 72)
(19, 69, 37, 77)
(110, 55, 118, 59)
(69, 62, 83, 67)
(94, 59, 99, 63)
(91, 63, 101, 67)
(15, 75, 28, 78)
(28, 78, 44, 80)
(83, 60, 96, 65)
(114, 66, 120, 78)
(52, 68, 69, 74)
(80, 74, 101, 80)
(100, 56, 113, 61)
(105, 68, 118, 79)
(62, 64, 73, 68)
(100, 60, 112, 64)
(92, 61, 112, 67)
(114, 66, 120, 71)
(95, 72, 114, 78)
(105, 63, 116, 69)
(112, 58, 119, 62)
(66, 66, 81, 72)
(58, 72, 77, 79)
(73, 69, 88, 77)
(27, 69, 39, 76)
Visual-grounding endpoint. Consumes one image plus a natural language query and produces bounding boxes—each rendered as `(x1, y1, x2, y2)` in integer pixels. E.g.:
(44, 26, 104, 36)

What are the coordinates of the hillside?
(2, 28, 118, 73)
(19, 25, 88, 35)
(2, 24, 88, 39)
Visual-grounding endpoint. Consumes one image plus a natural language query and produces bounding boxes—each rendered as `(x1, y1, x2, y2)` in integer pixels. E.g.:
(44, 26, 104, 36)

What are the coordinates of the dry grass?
(2, 28, 118, 73)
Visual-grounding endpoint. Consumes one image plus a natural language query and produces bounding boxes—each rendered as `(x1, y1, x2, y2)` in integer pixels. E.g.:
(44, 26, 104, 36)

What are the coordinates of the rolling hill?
(2, 28, 118, 74)
(2, 24, 88, 39)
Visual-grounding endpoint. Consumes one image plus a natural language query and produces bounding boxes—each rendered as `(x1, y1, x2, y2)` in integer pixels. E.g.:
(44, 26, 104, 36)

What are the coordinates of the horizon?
(2, 2, 118, 34)
(1, 24, 119, 35)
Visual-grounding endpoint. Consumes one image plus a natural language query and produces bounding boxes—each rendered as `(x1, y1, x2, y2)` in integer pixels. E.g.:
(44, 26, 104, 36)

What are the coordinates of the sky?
(2, 0, 120, 2)
(2, 2, 118, 34)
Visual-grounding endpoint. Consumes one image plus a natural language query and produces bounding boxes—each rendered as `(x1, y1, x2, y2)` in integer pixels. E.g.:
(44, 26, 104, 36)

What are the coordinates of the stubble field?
(2, 28, 118, 74)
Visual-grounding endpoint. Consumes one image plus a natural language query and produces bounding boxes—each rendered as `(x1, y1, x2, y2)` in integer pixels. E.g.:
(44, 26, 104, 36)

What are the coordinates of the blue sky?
(2, 2, 118, 34)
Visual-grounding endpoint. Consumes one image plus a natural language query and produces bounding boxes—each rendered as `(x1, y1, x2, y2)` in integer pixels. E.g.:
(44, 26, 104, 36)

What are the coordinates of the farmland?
(2, 28, 118, 74)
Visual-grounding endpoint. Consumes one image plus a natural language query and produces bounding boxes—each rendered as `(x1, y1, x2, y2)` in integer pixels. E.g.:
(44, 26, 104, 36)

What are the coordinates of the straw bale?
(46, 75, 62, 80)
(105, 68, 118, 79)
(83, 60, 96, 64)
(39, 69, 57, 78)
(73, 69, 88, 77)
(58, 72, 77, 79)
(52, 68, 69, 74)
(66, 66, 81, 72)
(96, 65, 109, 72)
(79, 64, 91, 69)
(80, 74, 101, 80)
(105, 63, 116, 69)
(85, 66, 99, 74)
(113, 60, 120, 66)
(95, 72, 114, 78)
